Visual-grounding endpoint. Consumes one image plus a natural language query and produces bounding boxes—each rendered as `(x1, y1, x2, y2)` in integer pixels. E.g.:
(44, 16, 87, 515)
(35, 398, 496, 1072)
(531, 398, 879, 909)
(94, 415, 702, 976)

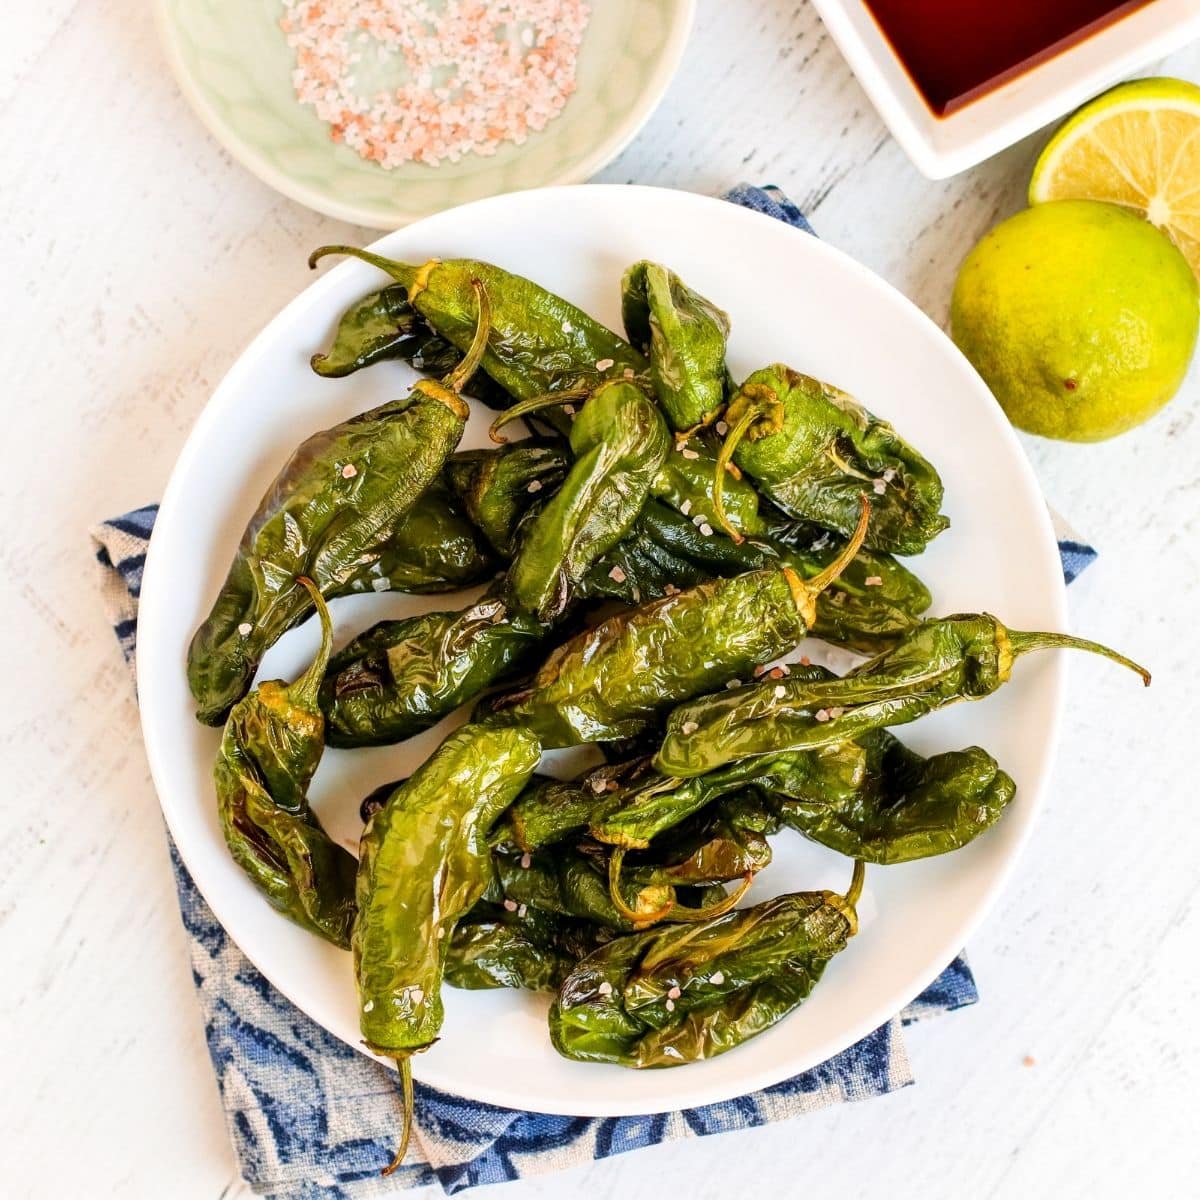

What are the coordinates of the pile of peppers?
(188, 247, 1150, 1173)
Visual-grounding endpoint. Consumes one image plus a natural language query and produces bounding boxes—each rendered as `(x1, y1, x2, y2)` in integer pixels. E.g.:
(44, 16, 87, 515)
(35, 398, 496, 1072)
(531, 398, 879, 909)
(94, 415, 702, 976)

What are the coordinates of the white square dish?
(812, 0, 1200, 178)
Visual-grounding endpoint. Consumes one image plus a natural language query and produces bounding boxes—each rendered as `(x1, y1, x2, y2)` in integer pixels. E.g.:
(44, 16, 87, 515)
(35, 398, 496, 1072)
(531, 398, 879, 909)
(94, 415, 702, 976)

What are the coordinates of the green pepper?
(772, 730, 1016, 863)
(652, 436, 766, 540)
(712, 364, 949, 555)
(502, 758, 658, 853)
(620, 803, 773, 886)
(493, 381, 671, 621)
(491, 844, 728, 932)
(657, 614, 1150, 777)
(621, 261, 731, 432)
(354, 721, 542, 1172)
(582, 499, 930, 654)
(444, 902, 602, 992)
(213, 579, 356, 948)
(319, 595, 545, 748)
(445, 440, 570, 558)
(188, 282, 493, 725)
(310, 246, 647, 437)
(338, 479, 495, 597)
(485, 500, 870, 747)
(548, 862, 863, 1068)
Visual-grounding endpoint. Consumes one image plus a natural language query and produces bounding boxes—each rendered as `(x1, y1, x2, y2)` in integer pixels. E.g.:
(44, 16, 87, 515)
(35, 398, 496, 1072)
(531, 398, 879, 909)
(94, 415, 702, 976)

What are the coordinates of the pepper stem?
(712, 403, 760, 543)
(444, 279, 491, 393)
(489, 389, 591, 443)
(308, 245, 417, 291)
(608, 849, 675, 925)
(1007, 630, 1151, 686)
(667, 872, 754, 923)
(290, 578, 334, 709)
(807, 495, 872, 596)
(845, 859, 866, 909)
(380, 1056, 414, 1177)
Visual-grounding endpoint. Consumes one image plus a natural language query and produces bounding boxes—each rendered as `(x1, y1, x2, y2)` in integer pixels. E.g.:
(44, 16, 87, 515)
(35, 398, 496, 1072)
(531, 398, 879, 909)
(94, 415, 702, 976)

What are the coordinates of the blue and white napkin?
(92, 186, 1095, 1199)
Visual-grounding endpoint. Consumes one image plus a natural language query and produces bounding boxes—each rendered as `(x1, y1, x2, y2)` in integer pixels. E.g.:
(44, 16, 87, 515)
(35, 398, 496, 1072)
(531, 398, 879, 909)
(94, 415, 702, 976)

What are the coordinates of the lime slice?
(1029, 77, 1200, 279)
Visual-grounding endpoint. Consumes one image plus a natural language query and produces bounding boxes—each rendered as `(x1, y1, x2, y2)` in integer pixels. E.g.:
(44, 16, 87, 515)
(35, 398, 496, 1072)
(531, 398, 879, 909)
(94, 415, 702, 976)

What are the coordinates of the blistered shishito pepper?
(444, 902, 602, 992)
(310, 246, 647, 437)
(772, 729, 1016, 863)
(548, 862, 864, 1068)
(491, 844, 726, 932)
(213, 580, 356, 948)
(582, 500, 930, 654)
(319, 594, 544, 748)
(445, 440, 570, 558)
(354, 722, 542, 1173)
(712, 364, 949, 555)
(493, 381, 671, 621)
(485, 501, 870, 747)
(188, 282, 492, 725)
(308, 283, 508, 408)
(621, 261, 731, 432)
(657, 614, 1150, 777)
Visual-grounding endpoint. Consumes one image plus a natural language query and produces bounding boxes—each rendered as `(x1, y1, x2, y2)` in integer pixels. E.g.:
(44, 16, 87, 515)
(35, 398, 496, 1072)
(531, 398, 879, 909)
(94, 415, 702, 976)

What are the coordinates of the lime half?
(1030, 77, 1200, 280)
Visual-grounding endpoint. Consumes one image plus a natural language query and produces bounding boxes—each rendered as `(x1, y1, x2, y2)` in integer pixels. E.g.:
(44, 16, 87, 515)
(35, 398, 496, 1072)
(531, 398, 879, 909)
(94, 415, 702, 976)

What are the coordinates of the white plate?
(138, 186, 1067, 1115)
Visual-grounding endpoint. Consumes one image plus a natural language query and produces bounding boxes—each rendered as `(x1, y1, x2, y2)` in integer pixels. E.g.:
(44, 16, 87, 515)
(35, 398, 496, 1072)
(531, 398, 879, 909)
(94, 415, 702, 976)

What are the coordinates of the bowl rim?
(153, 0, 697, 228)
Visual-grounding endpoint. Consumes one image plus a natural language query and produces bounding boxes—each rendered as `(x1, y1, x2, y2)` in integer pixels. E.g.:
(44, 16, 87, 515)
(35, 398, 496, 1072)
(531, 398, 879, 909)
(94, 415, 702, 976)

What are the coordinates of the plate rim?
(138, 184, 1068, 1115)
(153, 0, 698, 228)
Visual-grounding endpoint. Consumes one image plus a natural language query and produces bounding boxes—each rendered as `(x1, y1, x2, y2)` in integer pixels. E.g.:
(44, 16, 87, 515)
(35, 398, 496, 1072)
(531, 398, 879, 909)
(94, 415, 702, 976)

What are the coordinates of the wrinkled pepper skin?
(338, 480, 495, 597)
(505, 381, 671, 621)
(214, 581, 356, 948)
(620, 805, 773, 886)
(486, 504, 871, 748)
(652, 437, 766, 540)
(487, 567, 825, 748)
(774, 731, 1016, 863)
(444, 902, 601, 992)
(320, 596, 545, 748)
(310, 246, 647, 437)
(310, 284, 511, 407)
(446, 441, 569, 558)
(621, 261, 731, 432)
(548, 876, 860, 1068)
(583, 500, 930, 654)
(720, 365, 949, 555)
(657, 614, 1150, 776)
(354, 723, 542, 1058)
(490, 845, 722, 932)
(188, 382, 476, 725)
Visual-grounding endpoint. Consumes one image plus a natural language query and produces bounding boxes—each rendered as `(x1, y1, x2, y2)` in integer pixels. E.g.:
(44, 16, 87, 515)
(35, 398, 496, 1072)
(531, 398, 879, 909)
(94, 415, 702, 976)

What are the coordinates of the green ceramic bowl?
(156, 0, 695, 228)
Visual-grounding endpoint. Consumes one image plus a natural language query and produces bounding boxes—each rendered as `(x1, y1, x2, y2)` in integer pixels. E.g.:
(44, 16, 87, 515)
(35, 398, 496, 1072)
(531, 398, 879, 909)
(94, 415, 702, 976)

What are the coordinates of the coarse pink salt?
(281, 0, 591, 169)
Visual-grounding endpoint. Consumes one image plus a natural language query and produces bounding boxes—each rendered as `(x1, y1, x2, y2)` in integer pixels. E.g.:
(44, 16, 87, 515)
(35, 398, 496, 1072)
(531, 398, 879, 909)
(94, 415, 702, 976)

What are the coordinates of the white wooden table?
(3, 4, 1198, 1197)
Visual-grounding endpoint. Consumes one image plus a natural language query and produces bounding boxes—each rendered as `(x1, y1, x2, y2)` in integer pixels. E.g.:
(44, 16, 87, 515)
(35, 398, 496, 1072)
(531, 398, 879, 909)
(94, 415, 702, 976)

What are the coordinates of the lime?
(951, 200, 1198, 441)
(1030, 77, 1200, 280)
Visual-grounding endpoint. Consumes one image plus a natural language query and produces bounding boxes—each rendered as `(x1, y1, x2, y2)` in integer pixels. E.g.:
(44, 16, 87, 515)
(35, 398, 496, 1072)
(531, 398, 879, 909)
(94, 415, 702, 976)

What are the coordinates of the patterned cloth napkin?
(93, 186, 1096, 1200)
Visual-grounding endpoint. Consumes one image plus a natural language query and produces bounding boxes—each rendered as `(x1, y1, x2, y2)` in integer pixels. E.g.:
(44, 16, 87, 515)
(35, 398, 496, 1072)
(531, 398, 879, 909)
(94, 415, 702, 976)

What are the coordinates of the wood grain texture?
(1, 2, 1197, 1196)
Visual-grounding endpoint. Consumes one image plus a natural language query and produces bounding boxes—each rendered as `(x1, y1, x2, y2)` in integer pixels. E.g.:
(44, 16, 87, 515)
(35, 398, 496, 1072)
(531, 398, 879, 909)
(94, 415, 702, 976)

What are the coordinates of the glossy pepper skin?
(319, 595, 545, 748)
(213, 580, 356, 948)
(582, 499, 930, 654)
(444, 902, 602, 992)
(714, 364, 949, 555)
(310, 246, 647, 437)
(445, 440, 569, 558)
(621, 261, 731, 432)
(548, 864, 863, 1068)
(773, 730, 1016, 863)
(490, 844, 724, 932)
(657, 614, 1150, 777)
(310, 284, 511, 407)
(497, 381, 671, 621)
(485, 502, 870, 748)
(188, 284, 492, 726)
